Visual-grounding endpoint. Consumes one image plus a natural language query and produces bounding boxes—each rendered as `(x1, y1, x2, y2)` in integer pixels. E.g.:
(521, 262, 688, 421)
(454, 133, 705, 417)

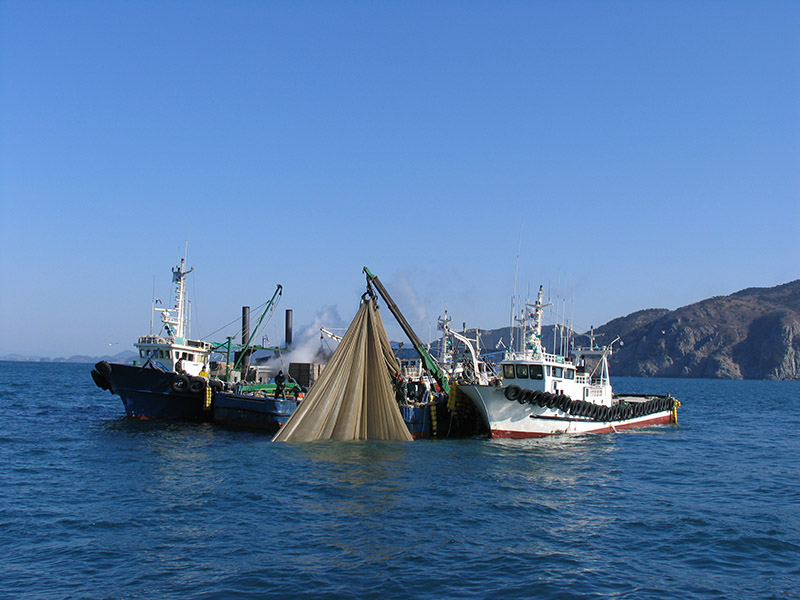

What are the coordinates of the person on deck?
(392, 373, 406, 405)
(175, 358, 185, 374)
(418, 377, 428, 402)
(274, 370, 286, 399)
(407, 378, 417, 402)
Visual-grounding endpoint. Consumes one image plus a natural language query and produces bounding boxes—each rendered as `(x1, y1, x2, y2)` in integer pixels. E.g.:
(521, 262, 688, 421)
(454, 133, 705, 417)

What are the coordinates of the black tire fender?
(96, 361, 112, 375)
(171, 374, 190, 393)
(91, 369, 110, 391)
(504, 385, 522, 402)
(189, 377, 207, 394)
(519, 388, 535, 405)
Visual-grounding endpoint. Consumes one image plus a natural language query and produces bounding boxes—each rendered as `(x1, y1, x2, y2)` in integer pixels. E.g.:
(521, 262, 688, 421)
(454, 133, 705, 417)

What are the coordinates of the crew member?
(274, 370, 286, 399)
(407, 378, 417, 402)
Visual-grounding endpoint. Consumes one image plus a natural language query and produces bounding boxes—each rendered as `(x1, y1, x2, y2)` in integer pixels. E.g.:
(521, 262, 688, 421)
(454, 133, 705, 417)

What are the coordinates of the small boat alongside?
(458, 285, 679, 439)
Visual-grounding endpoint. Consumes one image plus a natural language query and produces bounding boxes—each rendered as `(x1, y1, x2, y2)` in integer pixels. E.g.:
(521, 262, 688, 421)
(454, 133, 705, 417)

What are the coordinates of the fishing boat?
(457, 285, 679, 438)
(90, 254, 223, 420)
(91, 248, 309, 427)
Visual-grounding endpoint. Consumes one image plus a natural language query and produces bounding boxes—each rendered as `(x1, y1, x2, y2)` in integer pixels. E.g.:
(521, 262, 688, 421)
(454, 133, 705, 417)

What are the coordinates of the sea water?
(1, 362, 798, 599)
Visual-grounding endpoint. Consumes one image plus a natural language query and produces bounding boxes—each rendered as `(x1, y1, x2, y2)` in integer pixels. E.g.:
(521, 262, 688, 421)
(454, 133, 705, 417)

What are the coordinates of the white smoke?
(391, 272, 428, 323)
(259, 305, 347, 367)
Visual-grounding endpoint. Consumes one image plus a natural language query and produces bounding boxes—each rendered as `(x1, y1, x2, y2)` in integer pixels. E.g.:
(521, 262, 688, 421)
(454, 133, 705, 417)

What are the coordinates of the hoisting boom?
(363, 267, 450, 394)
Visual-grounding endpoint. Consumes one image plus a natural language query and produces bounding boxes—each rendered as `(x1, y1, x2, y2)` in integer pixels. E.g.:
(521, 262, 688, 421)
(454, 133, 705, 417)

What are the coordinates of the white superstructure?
(134, 255, 212, 376)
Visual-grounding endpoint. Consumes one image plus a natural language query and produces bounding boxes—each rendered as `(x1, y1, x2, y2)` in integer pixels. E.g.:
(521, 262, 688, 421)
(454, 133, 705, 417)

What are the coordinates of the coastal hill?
(582, 280, 800, 380)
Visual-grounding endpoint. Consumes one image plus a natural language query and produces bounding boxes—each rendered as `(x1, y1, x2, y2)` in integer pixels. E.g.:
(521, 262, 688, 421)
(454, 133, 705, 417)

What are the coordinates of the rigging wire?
(201, 298, 273, 341)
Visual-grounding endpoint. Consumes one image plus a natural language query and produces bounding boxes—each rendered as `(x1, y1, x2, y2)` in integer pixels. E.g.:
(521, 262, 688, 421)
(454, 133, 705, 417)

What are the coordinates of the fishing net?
(272, 297, 413, 442)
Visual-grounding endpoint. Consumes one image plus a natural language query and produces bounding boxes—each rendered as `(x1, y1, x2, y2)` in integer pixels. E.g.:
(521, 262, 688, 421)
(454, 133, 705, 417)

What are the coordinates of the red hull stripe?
(491, 413, 673, 439)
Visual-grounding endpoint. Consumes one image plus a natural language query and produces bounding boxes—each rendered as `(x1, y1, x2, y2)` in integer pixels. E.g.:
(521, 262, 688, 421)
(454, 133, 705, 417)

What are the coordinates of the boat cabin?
(499, 352, 611, 405)
(135, 334, 212, 376)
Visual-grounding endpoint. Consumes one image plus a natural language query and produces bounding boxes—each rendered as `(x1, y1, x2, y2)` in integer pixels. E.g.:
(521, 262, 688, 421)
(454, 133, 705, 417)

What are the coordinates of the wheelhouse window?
(553, 366, 563, 378)
(565, 369, 575, 380)
(529, 365, 544, 380)
(503, 364, 515, 379)
(515, 364, 529, 378)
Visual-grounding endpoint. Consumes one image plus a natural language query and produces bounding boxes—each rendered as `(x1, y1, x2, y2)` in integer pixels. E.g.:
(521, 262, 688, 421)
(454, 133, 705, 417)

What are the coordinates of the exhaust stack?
(241, 306, 251, 372)
(285, 309, 293, 347)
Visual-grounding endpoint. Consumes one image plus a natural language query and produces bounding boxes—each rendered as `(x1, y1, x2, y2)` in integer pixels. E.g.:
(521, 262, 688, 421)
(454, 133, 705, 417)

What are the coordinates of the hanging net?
(272, 297, 413, 442)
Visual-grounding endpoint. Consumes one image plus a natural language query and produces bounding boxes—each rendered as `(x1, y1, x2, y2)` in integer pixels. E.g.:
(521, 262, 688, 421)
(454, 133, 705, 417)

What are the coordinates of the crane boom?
(363, 267, 450, 393)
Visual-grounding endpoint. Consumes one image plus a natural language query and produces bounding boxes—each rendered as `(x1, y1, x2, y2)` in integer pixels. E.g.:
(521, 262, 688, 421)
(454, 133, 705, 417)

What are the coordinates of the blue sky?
(1, 1, 798, 358)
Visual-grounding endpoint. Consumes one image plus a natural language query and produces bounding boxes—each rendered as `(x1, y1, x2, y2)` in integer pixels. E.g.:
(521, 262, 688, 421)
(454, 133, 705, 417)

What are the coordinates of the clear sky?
(1, 1, 798, 358)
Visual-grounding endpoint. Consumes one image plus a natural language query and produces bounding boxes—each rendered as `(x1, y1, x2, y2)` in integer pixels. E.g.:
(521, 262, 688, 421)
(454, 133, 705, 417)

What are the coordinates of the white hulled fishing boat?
(458, 286, 679, 438)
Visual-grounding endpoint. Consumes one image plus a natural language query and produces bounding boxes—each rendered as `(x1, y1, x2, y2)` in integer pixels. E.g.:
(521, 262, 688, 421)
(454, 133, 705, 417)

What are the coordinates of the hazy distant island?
(4, 280, 798, 381)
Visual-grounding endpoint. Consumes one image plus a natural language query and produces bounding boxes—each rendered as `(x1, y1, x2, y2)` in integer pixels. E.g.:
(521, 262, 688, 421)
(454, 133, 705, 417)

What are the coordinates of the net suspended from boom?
(272, 296, 413, 442)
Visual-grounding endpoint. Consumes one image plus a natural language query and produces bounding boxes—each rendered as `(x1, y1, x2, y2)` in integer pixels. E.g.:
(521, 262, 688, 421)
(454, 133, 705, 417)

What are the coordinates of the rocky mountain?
(584, 280, 800, 380)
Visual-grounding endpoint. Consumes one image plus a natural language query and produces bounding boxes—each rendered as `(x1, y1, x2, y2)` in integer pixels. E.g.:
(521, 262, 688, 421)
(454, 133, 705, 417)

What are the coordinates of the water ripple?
(1, 364, 799, 599)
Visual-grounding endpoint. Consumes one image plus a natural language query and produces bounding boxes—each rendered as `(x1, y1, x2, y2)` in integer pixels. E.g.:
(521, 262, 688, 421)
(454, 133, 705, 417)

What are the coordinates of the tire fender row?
(171, 374, 224, 395)
(503, 385, 675, 422)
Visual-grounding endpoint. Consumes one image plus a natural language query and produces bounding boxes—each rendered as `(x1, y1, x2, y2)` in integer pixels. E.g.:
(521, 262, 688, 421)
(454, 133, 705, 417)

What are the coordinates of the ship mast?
(160, 255, 193, 341)
(526, 285, 548, 357)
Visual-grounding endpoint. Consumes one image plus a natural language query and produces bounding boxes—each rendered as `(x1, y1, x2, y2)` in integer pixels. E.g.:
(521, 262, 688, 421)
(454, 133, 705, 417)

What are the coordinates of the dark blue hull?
(401, 404, 432, 438)
(92, 362, 211, 421)
(213, 392, 298, 432)
(92, 363, 471, 438)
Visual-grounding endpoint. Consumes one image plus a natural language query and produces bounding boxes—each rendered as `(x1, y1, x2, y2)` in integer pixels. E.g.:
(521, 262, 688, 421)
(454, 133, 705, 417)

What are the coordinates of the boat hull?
(400, 403, 432, 439)
(459, 384, 675, 438)
(93, 362, 211, 421)
(213, 392, 298, 432)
